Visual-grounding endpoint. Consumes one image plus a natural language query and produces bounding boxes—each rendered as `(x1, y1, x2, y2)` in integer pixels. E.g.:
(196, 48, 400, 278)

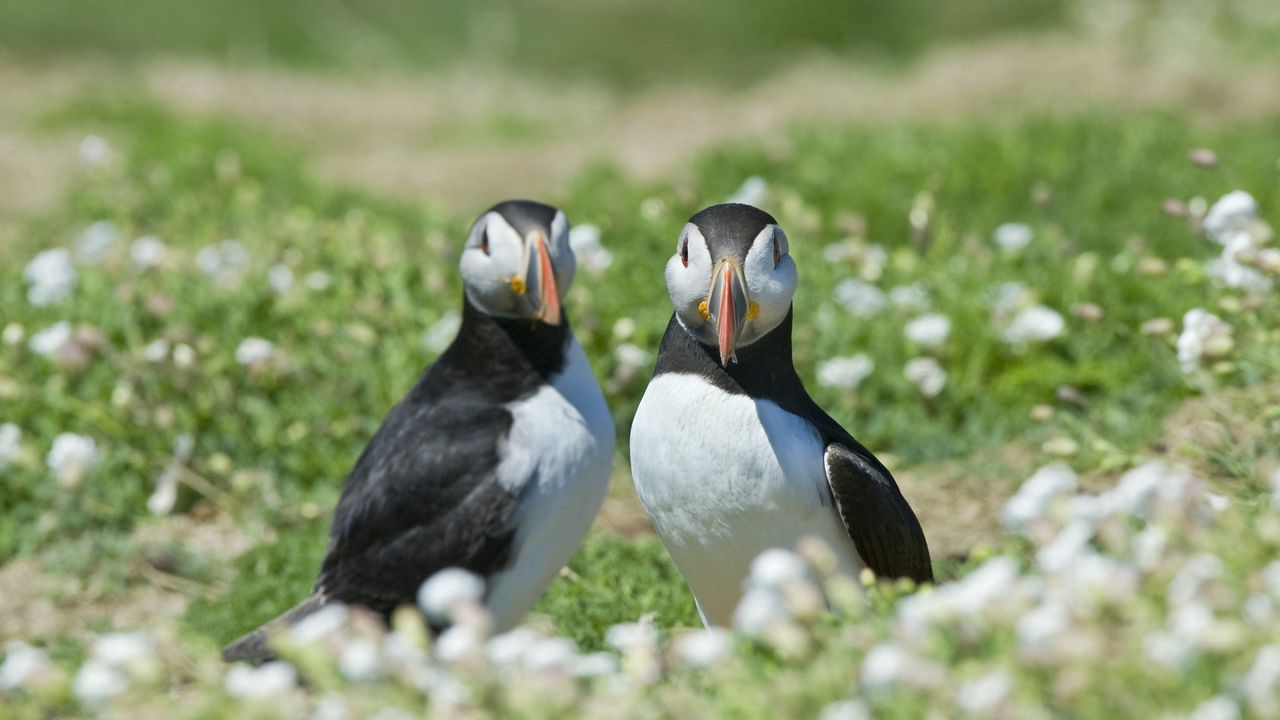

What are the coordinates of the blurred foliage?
(0, 0, 1067, 88)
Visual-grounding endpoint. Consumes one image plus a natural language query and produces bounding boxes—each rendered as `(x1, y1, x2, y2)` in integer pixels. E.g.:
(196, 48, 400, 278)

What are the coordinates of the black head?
(665, 203, 795, 366)
(460, 199, 575, 326)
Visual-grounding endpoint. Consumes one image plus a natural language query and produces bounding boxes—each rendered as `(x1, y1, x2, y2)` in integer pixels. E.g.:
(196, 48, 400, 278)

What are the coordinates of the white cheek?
(743, 248, 797, 342)
(459, 238, 525, 316)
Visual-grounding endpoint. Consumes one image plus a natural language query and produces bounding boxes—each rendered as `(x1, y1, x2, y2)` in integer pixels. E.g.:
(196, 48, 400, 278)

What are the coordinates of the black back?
(315, 295, 569, 616)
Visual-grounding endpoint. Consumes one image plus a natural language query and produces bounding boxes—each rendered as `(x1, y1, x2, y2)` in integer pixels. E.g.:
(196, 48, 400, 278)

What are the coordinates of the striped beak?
(517, 231, 561, 325)
(707, 258, 748, 366)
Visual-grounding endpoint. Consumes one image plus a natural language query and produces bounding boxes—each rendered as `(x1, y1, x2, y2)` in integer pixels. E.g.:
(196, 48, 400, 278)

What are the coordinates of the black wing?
(314, 389, 524, 617)
(823, 443, 933, 583)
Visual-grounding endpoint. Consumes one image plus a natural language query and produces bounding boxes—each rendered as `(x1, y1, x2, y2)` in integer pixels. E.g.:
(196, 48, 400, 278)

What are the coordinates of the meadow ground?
(3, 3, 1280, 717)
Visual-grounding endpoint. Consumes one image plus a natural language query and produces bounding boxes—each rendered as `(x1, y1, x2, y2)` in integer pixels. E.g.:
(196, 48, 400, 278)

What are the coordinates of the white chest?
(629, 373, 863, 625)
(484, 335, 615, 631)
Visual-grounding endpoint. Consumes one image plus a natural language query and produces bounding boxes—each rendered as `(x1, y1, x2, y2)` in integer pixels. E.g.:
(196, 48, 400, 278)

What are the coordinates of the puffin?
(629, 203, 932, 626)
(223, 200, 615, 662)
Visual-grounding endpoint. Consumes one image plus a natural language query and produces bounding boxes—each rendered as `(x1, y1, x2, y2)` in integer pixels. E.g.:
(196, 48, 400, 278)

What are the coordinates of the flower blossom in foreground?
(418, 568, 485, 626)
(903, 357, 946, 398)
(224, 661, 298, 699)
(0, 642, 51, 691)
(904, 313, 950, 348)
(75, 221, 118, 262)
(1002, 463, 1079, 532)
(834, 279, 887, 317)
(1202, 190, 1258, 242)
(672, 628, 732, 668)
(47, 433, 101, 488)
(817, 354, 874, 390)
(569, 224, 614, 274)
(0, 423, 21, 469)
(993, 222, 1033, 252)
(130, 236, 167, 269)
(235, 338, 276, 366)
(1176, 309, 1233, 373)
(24, 248, 77, 306)
(1002, 305, 1064, 345)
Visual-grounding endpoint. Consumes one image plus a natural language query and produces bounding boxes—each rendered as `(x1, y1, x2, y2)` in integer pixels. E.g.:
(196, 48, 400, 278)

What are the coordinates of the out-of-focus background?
(2, 2, 1280, 716)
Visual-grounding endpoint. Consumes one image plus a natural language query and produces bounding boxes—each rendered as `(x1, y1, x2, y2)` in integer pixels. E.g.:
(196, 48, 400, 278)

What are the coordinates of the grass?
(1, 76, 1279, 716)
(0, 0, 1067, 89)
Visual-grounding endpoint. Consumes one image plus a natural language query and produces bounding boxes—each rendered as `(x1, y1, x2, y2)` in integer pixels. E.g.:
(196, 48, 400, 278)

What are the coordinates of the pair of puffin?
(223, 200, 929, 662)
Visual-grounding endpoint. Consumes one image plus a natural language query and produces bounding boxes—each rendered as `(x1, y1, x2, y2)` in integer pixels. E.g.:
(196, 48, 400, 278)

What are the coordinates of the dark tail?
(221, 593, 329, 664)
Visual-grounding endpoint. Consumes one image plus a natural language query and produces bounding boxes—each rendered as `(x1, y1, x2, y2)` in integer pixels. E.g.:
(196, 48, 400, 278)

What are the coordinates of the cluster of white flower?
(568, 224, 614, 275)
(817, 354, 874, 390)
(24, 248, 77, 306)
(1176, 308, 1234, 374)
(1201, 190, 1275, 293)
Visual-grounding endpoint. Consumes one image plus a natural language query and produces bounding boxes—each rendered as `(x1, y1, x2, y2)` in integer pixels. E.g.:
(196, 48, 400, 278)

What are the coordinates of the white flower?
(173, 343, 196, 368)
(29, 321, 73, 357)
(1002, 305, 1064, 345)
(487, 628, 540, 668)
(1188, 696, 1240, 720)
(268, 264, 295, 294)
(197, 240, 249, 284)
(92, 633, 153, 667)
(522, 637, 577, 672)
(1003, 463, 1078, 531)
(1203, 190, 1258, 242)
(614, 342, 650, 370)
(1016, 600, 1070, 652)
(904, 313, 950, 348)
(748, 548, 809, 590)
(903, 357, 946, 398)
(418, 568, 485, 625)
(889, 283, 930, 312)
(235, 338, 276, 366)
(147, 466, 180, 515)
(2, 323, 23, 346)
(1206, 232, 1272, 292)
(73, 659, 127, 704)
(339, 637, 382, 682)
(75, 221, 118, 262)
(47, 433, 101, 488)
(948, 556, 1019, 614)
(1131, 526, 1169, 570)
(732, 586, 789, 636)
(571, 652, 618, 678)
(834, 279, 887, 317)
(0, 424, 21, 470)
(672, 628, 732, 668)
(956, 670, 1013, 714)
(289, 603, 349, 645)
(1177, 309, 1233, 373)
(1037, 520, 1094, 572)
(819, 700, 871, 720)
(0, 642, 50, 691)
(422, 313, 461, 353)
(24, 248, 77, 306)
(79, 134, 114, 167)
(143, 338, 170, 363)
(306, 271, 332, 292)
(1167, 554, 1223, 607)
(129, 236, 167, 269)
(569, 224, 613, 274)
(861, 643, 918, 689)
(993, 222, 1033, 252)
(224, 661, 297, 698)
(606, 621, 658, 654)
(992, 281, 1031, 318)
(817, 354, 874, 390)
(727, 176, 769, 207)
(1243, 645, 1280, 716)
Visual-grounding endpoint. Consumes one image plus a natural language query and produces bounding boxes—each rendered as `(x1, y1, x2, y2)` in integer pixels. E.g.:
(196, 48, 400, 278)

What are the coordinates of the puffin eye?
(679, 238, 689, 268)
(480, 229, 491, 256)
(772, 228, 788, 268)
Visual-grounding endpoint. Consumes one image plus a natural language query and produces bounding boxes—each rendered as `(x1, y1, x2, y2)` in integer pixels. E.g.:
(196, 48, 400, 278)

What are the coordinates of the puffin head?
(459, 199, 575, 326)
(665, 203, 796, 366)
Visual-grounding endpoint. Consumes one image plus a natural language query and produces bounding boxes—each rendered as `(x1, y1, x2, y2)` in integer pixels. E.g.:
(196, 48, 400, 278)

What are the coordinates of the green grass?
(3, 91, 1279, 657)
(0, 0, 1067, 88)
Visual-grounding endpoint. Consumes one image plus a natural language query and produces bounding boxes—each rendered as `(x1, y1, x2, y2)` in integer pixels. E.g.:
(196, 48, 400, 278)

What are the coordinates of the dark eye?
(679, 238, 689, 267)
(480, 229, 490, 255)
(773, 241, 781, 267)
(771, 228, 789, 268)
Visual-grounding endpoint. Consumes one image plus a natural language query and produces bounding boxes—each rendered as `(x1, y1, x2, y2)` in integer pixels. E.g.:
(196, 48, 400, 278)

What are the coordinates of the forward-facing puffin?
(223, 200, 615, 662)
(630, 203, 932, 626)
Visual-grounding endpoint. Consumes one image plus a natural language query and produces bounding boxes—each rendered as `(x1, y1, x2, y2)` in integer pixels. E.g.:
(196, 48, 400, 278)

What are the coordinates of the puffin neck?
(657, 307, 802, 398)
(444, 293, 570, 381)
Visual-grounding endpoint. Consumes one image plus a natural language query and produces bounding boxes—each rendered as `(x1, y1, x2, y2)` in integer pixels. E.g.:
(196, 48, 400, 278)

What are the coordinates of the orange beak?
(523, 232, 561, 326)
(707, 258, 748, 366)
